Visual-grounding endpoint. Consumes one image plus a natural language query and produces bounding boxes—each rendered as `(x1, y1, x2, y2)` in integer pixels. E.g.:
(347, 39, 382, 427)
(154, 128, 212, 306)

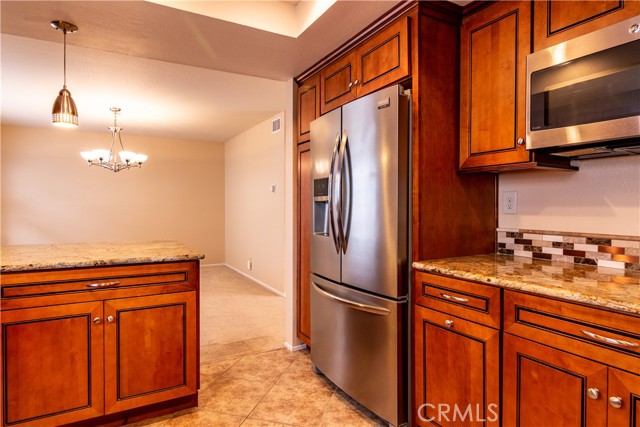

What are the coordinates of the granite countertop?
(413, 254, 640, 315)
(0, 241, 205, 273)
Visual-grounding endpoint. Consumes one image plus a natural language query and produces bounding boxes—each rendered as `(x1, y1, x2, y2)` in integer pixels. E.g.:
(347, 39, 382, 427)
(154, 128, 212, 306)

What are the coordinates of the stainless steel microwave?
(526, 16, 640, 159)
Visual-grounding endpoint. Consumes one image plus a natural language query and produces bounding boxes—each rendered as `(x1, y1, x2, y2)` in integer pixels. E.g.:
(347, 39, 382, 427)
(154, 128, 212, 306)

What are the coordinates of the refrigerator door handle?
(328, 132, 341, 253)
(312, 282, 391, 316)
(336, 130, 348, 253)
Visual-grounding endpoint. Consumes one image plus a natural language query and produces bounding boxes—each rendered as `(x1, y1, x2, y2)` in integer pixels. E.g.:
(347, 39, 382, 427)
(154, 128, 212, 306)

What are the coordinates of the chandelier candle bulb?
(80, 107, 148, 172)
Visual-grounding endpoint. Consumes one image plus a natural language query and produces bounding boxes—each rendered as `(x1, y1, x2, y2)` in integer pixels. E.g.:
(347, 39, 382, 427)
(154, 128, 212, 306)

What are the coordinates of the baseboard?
(284, 342, 307, 352)
(200, 263, 225, 268)
(224, 264, 286, 298)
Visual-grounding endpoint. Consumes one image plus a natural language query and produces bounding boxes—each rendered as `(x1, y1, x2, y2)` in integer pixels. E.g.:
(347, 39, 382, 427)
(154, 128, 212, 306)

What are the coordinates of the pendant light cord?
(63, 29, 67, 89)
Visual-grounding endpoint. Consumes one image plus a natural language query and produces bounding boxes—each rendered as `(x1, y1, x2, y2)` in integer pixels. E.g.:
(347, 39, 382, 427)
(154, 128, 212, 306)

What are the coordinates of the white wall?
(498, 156, 640, 236)
(224, 113, 286, 294)
(1, 125, 225, 261)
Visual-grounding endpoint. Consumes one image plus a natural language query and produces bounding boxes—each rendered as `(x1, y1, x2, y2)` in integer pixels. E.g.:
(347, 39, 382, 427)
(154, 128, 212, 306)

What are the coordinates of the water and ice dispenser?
(313, 177, 330, 236)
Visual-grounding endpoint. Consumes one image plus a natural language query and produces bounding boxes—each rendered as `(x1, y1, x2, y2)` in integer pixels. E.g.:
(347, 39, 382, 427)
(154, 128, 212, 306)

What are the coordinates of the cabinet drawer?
(414, 271, 501, 328)
(504, 290, 640, 372)
(1, 262, 197, 299)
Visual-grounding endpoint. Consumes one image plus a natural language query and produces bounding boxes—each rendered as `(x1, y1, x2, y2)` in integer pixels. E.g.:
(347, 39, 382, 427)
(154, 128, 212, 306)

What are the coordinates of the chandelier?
(80, 108, 148, 172)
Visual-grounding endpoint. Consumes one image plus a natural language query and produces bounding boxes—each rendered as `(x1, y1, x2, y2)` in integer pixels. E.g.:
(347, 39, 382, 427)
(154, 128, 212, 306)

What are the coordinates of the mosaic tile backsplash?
(497, 229, 640, 271)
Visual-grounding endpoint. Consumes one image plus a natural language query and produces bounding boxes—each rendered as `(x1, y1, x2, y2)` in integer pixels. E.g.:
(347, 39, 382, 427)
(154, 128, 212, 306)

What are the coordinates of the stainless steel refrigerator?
(310, 84, 410, 427)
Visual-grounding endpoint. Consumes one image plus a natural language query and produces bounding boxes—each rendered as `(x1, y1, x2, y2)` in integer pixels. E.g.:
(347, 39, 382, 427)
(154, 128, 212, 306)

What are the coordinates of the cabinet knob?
(517, 137, 525, 146)
(348, 81, 354, 88)
(630, 23, 640, 34)
(93, 317, 101, 324)
(444, 319, 454, 328)
(609, 396, 623, 409)
(107, 316, 114, 323)
(354, 79, 359, 85)
(587, 388, 600, 400)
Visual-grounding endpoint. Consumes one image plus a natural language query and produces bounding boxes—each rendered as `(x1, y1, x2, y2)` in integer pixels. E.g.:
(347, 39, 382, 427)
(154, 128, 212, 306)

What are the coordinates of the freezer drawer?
(310, 275, 407, 426)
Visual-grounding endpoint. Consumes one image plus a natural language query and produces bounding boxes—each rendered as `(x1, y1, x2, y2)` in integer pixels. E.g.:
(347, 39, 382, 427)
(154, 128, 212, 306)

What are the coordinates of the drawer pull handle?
(580, 330, 639, 347)
(441, 293, 469, 303)
(587, 388, 600, 400)
(609, 396, 623, 409)
(86, 281, 120, 288)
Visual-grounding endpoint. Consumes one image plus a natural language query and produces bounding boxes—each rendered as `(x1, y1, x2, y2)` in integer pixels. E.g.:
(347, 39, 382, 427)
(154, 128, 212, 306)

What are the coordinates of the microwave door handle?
(328, 132, 341, 253)
(312, 282, 390, 316)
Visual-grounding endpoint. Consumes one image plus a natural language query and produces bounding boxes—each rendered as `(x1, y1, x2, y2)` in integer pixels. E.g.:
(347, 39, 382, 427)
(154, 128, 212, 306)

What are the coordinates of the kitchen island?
(412, 254, 640, 427)
(0, 241, 204, 427)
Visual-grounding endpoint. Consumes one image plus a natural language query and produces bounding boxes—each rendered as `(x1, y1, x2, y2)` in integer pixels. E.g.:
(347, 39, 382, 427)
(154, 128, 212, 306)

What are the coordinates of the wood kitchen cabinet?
(459, 1, 574, 172)
(297, 74, 320, 144)
(504, 334, 640, 427)
(320, 16, 410, 114)
(296, 141, 311, 346)
(413, 272, 501, 427)
(459, 0, 531, 171)
(104, 292, 197, 414)
(1, 302, 105, 426)
(533, 0, 640, 52)
(503, 290, 640, 427)
(0, 260, 199, 427)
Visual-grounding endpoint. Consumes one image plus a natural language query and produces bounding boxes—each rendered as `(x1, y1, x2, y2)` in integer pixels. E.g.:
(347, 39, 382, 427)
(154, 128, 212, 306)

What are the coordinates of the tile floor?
(131, 348, 388, 427)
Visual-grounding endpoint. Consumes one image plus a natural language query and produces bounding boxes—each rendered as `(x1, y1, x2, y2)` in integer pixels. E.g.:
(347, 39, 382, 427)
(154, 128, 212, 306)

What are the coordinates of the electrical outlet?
(247, 259, 252, 270)
(504, 191, 517, 214)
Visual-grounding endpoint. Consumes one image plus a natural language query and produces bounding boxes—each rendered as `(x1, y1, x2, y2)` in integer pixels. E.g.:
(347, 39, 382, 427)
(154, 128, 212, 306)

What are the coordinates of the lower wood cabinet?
(414, 305, 500, 427)
(413, 271, 640, 427)
(1, 302, 105, 426)
(0, 261, 199, 427)
(413, 271, 500, 427)
(503, 333, 608, 427)
(104, 292, 197, 414)
(504, 333, 640, 427)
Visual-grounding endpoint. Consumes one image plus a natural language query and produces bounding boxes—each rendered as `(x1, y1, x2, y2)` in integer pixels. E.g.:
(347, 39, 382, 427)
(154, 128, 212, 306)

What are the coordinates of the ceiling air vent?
(272, 117, 281, 134)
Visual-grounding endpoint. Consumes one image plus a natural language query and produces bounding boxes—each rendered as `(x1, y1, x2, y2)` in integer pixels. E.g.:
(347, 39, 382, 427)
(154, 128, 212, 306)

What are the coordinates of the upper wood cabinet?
(297, 74, 320, 144)
(320, 16, 410, 115)
(459, 0, 531, 171)
(533, 0, 640, 52)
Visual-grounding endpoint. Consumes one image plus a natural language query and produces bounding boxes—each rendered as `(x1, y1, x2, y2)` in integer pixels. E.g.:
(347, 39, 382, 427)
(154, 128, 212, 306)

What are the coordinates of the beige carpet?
(199, 265, 286, 363)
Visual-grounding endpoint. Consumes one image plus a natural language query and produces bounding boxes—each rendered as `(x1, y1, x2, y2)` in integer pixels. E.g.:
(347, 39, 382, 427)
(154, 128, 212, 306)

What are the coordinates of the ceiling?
(0, 0, 403, 142)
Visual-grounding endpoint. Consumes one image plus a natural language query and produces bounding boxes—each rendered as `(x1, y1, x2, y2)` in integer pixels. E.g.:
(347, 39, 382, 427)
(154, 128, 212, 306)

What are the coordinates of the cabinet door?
(297, 74, 320, 143)
(1, 302, 104, 427)
(104, 292, 197, 414)
(355, 17, 410, 99)
(296, 142, 311, 346)
(414, 305, 500, 427)
(320, 51, 357, 114)
(460, 0, 531, 170)
(608, 368, 640, 427)
(503, 334, 608, 427)
(533, 1, 640, 52)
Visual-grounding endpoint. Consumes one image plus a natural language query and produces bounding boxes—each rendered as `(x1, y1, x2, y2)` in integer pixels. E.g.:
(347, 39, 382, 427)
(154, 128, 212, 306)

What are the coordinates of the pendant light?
(51, 20, 79, 127)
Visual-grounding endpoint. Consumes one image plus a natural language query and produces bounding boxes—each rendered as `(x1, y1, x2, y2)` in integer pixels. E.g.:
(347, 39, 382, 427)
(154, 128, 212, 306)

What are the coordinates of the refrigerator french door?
(310, 84, 410, 427)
